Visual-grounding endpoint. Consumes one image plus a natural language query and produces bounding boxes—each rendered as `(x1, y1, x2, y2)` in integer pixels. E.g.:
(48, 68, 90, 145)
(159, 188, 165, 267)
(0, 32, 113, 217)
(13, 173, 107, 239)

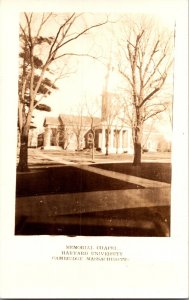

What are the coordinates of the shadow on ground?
(16, 166, 144, 197)
(15, 162, 171, 237)
(15, 206, 170, 237)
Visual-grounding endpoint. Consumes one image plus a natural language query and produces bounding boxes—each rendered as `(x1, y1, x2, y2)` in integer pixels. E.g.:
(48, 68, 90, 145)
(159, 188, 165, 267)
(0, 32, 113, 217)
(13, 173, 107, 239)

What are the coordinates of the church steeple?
(101, 49, 112, 121)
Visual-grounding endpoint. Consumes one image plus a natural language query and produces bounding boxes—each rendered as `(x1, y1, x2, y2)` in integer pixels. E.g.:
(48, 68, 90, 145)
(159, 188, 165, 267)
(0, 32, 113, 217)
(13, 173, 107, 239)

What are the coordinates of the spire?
(101, 45, 113, 121)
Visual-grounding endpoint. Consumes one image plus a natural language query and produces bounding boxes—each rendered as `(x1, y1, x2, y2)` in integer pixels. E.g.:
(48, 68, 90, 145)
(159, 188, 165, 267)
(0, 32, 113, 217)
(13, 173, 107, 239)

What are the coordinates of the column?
(109, 127, 114, 153)
(118, 129, 123, 153)
(44, 127, 51, 148)
(55, 131, 60, 146)
(101, 126, 106, 153)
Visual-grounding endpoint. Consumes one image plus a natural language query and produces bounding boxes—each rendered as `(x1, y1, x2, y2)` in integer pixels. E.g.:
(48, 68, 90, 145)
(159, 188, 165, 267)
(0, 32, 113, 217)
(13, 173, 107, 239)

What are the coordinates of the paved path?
(16, 187, 170, 217)
(74, 165, 169, 188)
(32, 150, 170, 189)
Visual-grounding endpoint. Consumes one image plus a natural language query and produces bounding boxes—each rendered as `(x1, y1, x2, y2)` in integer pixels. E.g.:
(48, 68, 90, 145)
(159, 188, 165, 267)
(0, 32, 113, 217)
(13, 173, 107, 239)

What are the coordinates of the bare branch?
(144, 53, 166, 87)
(24, 13, 33, 49)
(48, 13, 76, 59)
(140, 70, 169, 108)
(53, 52, 103, 62)
(35, 13, 53, 40)
(57, 17, 108, 50)
(143, 40, 159, 78)
(143, 105, 167, 121)
(19, 24, 30, 47)
(118, 67, 134, 87)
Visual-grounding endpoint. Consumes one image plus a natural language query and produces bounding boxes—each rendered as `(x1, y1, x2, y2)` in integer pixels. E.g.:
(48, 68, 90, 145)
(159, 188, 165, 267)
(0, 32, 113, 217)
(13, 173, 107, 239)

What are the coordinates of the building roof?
(43, 114, 163, 135)
(43, 116, 62, 127)
(43, 114, 101, 127)
(59, 114, 101, 127)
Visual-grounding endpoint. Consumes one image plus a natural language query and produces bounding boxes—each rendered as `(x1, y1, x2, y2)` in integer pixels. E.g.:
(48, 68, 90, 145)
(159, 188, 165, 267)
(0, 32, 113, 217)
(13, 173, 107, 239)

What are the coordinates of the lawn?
(91, 162, 171, 183)
(24, 149, 171, 168)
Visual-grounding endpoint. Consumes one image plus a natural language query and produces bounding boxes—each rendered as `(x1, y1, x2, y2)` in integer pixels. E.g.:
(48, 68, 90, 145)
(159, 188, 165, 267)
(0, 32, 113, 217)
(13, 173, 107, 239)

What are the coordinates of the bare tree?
(84, 96, 101, 161)
(70, 104, 85, 151)
(17, 12, 108, 171)
(117, 15, 174, 165)
(61, 127, 73, 150)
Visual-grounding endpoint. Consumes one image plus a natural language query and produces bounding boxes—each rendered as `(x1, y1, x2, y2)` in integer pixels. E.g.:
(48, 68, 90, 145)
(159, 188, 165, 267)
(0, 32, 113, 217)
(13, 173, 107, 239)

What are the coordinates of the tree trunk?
(92, 142, 94, 161)
(91, 131, 95, 161)
(133, 141, 142, 165)
(133, 125, 142, 165)
(17, 130, 21, 148)
(17, 126, 29, 172)
(133, 105, 143, 165)
(76, 136, 80, 151)
(105, 128, 109, 156)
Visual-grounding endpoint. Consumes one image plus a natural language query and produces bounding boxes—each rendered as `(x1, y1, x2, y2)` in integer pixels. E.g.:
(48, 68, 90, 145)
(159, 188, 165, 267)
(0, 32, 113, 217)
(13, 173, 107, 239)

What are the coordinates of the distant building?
(41, 114, 133, 154)
(27, 112, 171, 153)
(37, 91, 172, 154)
(34, 58, 171, 153)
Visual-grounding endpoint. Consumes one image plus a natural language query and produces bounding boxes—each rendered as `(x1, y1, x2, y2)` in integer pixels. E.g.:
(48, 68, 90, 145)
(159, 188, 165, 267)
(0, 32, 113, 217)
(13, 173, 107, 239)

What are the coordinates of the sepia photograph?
(0, 0, 188, 298)
(15, 11, 174, 237)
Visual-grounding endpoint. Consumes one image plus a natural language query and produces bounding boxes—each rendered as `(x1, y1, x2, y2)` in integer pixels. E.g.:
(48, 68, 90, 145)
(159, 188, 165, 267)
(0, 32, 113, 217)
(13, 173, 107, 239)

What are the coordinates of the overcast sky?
(21, 12, 175, 133)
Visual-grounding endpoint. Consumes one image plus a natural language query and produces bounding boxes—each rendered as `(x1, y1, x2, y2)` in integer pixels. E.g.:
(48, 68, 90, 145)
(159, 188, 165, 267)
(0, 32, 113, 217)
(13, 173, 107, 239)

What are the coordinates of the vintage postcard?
(0, 0, 188, 298)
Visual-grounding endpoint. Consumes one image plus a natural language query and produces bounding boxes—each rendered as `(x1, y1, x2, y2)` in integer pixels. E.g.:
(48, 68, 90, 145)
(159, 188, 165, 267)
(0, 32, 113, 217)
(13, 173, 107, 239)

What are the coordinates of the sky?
(20, 12, 175, 136)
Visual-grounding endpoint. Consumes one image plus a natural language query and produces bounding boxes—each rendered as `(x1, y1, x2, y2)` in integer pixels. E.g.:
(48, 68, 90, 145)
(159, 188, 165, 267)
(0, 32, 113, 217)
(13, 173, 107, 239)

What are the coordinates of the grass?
(23, 149, 171, 169)
(16, 166, 144, 197)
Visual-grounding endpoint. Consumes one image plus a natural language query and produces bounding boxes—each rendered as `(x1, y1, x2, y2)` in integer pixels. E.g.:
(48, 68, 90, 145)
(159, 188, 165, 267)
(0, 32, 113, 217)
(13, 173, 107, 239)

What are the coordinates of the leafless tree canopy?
(18, 12, 108, 171)
(116, 15, 174, 164)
